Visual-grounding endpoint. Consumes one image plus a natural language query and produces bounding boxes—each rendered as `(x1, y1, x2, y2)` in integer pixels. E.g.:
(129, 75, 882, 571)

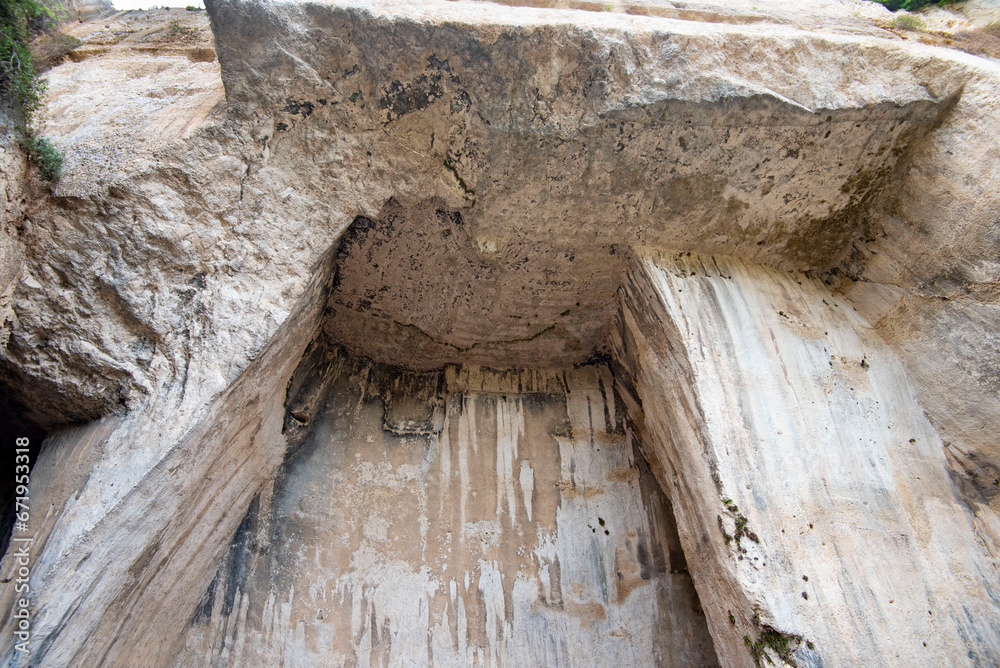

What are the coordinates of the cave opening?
(0, 374, 47, 558)
(177, 204, 721, 664)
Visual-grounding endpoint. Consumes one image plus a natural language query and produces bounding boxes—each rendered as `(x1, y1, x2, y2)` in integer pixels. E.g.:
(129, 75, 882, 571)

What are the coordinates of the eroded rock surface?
(179, 355, 718, 666)
(0, 1, 999, 666)
(612, 252, 1000, 666)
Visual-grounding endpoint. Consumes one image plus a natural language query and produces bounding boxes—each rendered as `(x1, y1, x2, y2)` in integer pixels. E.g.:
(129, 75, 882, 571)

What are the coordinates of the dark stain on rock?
(925, 264, 973, 294)
(127, 538, 162, 580)
(426, 54, 451, 71)
(283, 98, 315, 117)
(192, 574, 217, 624)
(222, 493, 260, 616)
(660, 173, 728, 213)
(380, 73, 444, 121)
(450, 89, 472, 113)
(549, 554, 564, 608)
(782, 163, 893, 270)
(806, 96, 957, 277)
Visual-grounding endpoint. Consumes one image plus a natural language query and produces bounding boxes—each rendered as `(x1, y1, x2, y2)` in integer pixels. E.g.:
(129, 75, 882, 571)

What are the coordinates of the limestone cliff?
(0, 1, 999, 666)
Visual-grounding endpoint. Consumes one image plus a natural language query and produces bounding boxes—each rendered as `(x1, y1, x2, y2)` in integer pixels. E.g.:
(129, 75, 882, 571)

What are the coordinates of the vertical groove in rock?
(176, 351, 719, 666)
(611, 251, 1000, 666)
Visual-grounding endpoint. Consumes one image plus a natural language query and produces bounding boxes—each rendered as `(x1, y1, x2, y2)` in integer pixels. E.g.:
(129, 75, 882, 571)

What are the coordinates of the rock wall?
(0, 247, 335, 667)
(611, 251, 1000, 667)
(0, 113, 26, 352)
(178, 355, 718, 666)
(0, 110, 33, 558)
(838, 71, 1000, 510)
(1, 1, 999, 666)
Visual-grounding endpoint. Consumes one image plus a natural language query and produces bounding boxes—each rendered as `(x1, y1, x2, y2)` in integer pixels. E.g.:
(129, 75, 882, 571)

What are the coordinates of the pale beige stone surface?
(177, 357, 718, 667)
(0, 1, 998, 666)
(612, 251, 1000, 667)
(0, 244, 335, 667)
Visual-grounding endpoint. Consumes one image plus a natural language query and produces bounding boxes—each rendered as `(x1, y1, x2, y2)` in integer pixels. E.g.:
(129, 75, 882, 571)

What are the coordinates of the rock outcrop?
(179, 356, 719, 666)
(1, 1, 999, 666)
(613, 252, 999, 666)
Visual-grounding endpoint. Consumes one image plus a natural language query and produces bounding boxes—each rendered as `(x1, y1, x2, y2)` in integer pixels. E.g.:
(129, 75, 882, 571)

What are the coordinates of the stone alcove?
(176, 204, 720, 665)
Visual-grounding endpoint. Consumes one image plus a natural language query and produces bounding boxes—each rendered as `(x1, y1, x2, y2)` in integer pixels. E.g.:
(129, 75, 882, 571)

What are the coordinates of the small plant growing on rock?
(24, 133, 62, 181)
(876, 0, 959, 9)
(743, 620, 809, 666)
(720, 497, 759, 551)
(892, 14, 925, 32)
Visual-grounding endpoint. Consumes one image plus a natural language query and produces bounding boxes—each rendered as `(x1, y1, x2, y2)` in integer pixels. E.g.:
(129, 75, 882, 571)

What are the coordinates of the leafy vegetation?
(0, 0, 51, 116)
(743, 620, 807, 666)
(24, 132, 60, 180)
(32, 26, 79, 71)
(1, 0, 66, 181)
(892, 14, 926, 31)
(874, 0, 960, 11)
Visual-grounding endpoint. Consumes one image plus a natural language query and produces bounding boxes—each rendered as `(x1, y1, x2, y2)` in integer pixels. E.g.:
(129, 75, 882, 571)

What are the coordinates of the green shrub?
(875, 0, 960, 11)
(0, 0, 54, 117)
(893, 14, 926, 30)
(24, 133, 62, 181)
(1, 0, 67, 181)
(168, 20, 195, 36)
